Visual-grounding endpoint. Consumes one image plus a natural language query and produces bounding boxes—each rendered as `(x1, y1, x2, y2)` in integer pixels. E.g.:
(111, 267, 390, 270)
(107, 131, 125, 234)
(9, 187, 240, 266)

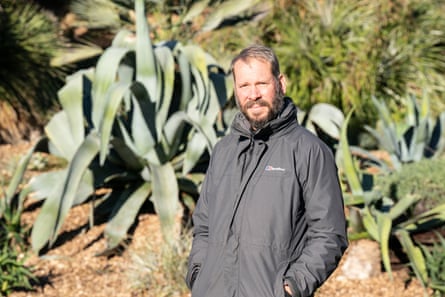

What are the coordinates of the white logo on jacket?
(265, 165, 285, 172)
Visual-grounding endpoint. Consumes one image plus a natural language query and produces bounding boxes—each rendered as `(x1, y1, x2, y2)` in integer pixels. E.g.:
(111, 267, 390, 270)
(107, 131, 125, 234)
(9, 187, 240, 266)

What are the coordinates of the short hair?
(230, 44, 281, 79)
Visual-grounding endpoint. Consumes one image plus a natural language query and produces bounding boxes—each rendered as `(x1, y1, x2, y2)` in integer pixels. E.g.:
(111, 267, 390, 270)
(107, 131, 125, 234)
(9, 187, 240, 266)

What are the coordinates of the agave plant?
(365, 94, 445, 170)
(182, 0, 272, 33)
(338, 109, 445, 295)
(0, 139, 43, 295)
(297, 102, 345, 152)
(15, 0, 232, 255)
(58, 0, 273, 69)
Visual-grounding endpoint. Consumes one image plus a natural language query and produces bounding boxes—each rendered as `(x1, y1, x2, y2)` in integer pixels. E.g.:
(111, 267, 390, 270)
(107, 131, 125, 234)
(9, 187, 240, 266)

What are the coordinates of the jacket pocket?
(273, 264, 288, 297)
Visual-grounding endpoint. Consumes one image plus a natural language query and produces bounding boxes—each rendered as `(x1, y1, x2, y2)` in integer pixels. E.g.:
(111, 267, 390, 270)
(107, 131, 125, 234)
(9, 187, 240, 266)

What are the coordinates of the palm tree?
(259, 0, 445, 130)
(0, 0, 66, 144)
(262, 0, 380, 124)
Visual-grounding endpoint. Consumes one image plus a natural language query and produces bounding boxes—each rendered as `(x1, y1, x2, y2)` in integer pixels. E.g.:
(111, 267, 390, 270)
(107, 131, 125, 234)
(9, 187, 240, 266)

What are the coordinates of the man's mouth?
(246, 100, 268, 109)
(249, 104, 264, 110)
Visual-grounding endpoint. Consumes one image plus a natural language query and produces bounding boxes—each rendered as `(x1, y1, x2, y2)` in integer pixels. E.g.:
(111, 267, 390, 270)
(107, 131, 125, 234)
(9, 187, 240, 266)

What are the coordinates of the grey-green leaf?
(104, 182, 151, 251)
(31, 132, 100, 253)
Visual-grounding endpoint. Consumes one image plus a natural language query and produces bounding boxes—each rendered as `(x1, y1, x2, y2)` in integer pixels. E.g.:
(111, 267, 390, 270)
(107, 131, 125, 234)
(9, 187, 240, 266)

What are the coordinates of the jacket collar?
(231, 97, 297, 140)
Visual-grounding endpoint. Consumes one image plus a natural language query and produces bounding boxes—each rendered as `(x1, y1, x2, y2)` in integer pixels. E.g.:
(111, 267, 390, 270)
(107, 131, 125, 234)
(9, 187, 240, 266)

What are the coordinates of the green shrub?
(374, 158, 445, 215)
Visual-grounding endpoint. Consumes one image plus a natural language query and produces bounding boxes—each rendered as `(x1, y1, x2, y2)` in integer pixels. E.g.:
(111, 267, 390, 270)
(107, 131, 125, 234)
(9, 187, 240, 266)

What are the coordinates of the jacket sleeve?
(185, 169, 211, 289)
(285, 141, 348, 297)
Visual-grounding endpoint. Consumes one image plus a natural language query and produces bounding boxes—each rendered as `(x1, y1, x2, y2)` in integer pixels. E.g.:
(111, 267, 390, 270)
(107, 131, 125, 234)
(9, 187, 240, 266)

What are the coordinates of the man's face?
(233, 58, 286, 130)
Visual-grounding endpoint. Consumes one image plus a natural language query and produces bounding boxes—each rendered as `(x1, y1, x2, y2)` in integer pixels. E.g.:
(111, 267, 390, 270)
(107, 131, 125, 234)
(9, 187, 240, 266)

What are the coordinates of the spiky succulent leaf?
(57, 75, 86, 146)
(377, 213, 393, 279)
(104, 182, 152, 251)
(99, 81, 132, 164)
(305, 103, 344, 140)
(27, 169, 93, 207)
(397, 230, 428, 286)
(4, 138, 47, 206)
(31, 132, 100, 252)
(149, 162, 180, 247)
(135, 0, 157, 100)
(388, 193, 420, 220)
(92, 47, 132, 128)
(183, 133, 207, 175)
(129, 93, 162, 164)
(45, 112, 79, 160)
(338, 109, 363, 196)
(427, 112, 445, 157)
(361, 207, 378, 241)
(201, 0, 271, 32)
(154, 46, 175, 135)
(400, 203, 445, 232)
(182, 0, 210, 24)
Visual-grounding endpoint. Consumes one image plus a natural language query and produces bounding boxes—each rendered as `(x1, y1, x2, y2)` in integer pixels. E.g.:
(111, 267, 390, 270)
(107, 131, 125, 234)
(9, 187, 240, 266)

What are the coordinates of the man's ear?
(279, 74, 287, 94)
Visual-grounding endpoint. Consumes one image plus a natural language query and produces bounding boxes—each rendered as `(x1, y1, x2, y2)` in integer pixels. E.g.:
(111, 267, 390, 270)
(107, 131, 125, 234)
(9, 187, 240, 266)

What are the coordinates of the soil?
(1, 142, 431, 297)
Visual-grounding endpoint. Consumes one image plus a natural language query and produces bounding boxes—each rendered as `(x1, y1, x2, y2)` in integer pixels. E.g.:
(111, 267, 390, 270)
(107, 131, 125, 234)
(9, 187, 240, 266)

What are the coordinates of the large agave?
(16, 0, 233, 254)
(365, 94, 445, 170)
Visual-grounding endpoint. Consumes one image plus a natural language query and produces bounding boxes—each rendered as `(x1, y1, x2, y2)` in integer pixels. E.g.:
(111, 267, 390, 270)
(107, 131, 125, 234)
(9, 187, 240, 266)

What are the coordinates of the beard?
(238, 88, 285, 131)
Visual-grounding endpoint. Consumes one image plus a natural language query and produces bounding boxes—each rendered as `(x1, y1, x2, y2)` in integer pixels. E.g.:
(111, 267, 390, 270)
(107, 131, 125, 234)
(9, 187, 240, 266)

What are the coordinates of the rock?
(336, 239, 381, 280)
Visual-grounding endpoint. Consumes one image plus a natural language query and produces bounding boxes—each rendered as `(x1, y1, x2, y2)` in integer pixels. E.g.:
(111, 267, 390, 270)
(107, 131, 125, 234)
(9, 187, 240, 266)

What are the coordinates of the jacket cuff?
(186, 264, 200, 289)
(284, 277, 300, 297)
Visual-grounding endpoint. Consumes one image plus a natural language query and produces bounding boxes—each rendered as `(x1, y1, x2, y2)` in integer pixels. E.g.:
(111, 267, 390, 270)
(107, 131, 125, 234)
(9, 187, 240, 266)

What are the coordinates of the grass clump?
(127, 230, 191, 297)
(420, 233, 445, 297)
(0, 199, 36, 295)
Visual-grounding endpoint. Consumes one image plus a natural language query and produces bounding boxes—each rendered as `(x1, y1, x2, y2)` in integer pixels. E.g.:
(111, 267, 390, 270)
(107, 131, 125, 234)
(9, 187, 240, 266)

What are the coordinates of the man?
(186, 44, 348, 297)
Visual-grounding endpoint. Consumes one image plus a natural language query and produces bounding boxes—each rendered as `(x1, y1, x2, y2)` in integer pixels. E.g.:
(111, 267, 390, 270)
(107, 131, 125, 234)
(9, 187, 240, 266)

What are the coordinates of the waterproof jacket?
(186, 98, 348, 297)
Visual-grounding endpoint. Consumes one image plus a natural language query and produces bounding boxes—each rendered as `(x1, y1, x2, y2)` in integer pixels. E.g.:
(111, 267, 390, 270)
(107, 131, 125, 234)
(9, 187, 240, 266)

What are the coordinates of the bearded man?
(186, 44, 348, 297)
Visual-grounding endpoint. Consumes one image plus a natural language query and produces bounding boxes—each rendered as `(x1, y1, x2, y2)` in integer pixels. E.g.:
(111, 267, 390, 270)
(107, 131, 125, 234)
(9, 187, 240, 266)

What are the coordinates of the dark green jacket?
(186, 98, 348, 297)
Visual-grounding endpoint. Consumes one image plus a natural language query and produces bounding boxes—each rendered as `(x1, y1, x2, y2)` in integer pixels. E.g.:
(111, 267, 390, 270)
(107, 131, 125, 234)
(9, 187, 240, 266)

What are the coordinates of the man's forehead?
(235, 56, 269, 66)
(233, 58, 272, 77)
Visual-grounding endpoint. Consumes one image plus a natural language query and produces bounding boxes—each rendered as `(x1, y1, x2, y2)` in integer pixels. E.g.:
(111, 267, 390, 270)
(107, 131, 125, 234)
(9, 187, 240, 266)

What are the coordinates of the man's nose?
(247, 86, 261, 100)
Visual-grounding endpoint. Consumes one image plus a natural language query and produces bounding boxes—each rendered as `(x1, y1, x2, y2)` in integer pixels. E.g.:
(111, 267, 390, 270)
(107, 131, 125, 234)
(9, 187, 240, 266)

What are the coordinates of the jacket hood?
(231, 97, 297, 140)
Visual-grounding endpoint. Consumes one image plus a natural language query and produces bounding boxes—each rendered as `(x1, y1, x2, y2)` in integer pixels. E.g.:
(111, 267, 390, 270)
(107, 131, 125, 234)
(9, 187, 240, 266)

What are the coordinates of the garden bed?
(1, 143, 428, 297)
